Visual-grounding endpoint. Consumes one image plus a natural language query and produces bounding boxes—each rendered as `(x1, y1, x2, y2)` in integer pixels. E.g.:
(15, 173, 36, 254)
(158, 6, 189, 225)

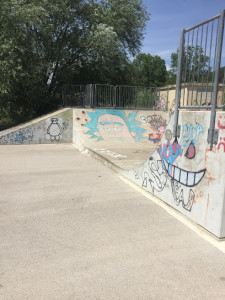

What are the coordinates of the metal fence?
(173, 9, 225, 149)
(62, 84, 169, 110)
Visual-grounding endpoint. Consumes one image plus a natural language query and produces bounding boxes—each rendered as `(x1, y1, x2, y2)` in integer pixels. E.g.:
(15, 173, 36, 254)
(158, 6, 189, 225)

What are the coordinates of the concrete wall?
(0, 109, 73, 145)
(160, 84, 224, 109)
(126, 110, 225, 238)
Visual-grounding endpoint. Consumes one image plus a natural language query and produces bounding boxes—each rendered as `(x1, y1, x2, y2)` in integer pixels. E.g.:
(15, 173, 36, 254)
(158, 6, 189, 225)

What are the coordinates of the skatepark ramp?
(1, 107, 225, 238)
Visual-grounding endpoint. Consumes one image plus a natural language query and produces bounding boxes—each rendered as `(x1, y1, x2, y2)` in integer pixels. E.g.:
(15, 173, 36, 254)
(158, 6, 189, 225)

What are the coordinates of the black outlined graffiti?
(135, 172, 141, 180)
(139, 114, 167, 131)
(141, 157, 167, 194)
(62, 120, 69, 131)
(47, 118, 63, 141)
(171, 179, 195, 211)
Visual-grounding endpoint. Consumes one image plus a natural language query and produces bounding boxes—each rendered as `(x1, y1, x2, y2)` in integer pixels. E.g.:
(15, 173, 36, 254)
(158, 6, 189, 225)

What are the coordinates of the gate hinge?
(207, 128, 219, 145)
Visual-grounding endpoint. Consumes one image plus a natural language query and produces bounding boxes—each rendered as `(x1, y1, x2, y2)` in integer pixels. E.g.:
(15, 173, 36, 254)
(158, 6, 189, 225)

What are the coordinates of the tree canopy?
(130, 53, 167, 87)
(0, 0, 149, 122)
(170, 45, 210, 83)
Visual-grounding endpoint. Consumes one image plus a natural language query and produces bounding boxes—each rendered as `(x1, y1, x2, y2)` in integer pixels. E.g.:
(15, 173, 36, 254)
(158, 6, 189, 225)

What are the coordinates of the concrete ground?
(1, 144, 225, 300)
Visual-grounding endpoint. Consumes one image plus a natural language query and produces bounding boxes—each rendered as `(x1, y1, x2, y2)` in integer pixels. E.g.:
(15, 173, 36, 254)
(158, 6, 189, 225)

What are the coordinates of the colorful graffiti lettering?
(179, 123, 204, 148)
(84, 110, 146, 143)
(179, 123, 204, 159)
(140, 114, 167, 143)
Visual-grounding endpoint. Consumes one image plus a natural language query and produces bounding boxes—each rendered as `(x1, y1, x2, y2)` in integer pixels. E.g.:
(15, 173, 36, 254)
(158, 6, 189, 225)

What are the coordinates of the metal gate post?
(173, 28, 185, 138)
(208, 9, 225, 149)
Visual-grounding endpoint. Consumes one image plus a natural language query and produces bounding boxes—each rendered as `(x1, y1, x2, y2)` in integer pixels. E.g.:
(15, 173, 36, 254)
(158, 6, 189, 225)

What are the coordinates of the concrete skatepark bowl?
(1, 107, 225, 238)
(1, 108, 225, 299)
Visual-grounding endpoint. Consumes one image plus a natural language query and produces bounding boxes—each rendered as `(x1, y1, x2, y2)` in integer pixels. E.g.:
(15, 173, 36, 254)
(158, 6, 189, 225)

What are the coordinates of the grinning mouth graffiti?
(158, 140, 206, 188)
(162, 160, 206, 187)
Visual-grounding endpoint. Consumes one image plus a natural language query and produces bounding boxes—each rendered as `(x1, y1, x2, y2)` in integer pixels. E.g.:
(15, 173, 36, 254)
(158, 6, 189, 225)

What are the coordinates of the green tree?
(130, 53, 167, 87)
(0, 0, 149, 123)
(170, 45, 209, 83)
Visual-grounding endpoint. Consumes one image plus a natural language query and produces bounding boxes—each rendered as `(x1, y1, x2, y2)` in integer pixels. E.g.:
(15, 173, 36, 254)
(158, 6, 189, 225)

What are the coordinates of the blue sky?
(141, 0, 225, 68)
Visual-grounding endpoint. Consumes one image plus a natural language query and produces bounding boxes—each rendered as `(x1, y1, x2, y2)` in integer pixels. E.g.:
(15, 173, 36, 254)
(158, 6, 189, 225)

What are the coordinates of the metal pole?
(208, 9, 225, 149)
(173, 28, 185, 138)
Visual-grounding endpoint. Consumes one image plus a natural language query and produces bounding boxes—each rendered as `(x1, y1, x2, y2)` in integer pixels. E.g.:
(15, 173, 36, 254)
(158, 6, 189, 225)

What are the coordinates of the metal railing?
(62, 84, 170, 111)
(173, 9, 225, 149)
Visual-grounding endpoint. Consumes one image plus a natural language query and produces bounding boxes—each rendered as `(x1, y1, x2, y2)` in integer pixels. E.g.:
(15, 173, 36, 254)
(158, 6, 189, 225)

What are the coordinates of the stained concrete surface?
(1, 144, 225, 300)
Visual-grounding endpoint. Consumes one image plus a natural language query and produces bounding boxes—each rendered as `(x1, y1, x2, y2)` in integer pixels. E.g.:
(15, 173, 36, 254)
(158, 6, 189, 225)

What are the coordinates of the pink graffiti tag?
(218, 137, 225, 152)
(218, 116, 225, 130)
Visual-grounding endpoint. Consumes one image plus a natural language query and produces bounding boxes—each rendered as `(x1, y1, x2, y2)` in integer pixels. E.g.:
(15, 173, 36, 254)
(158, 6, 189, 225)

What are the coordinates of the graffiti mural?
(179, 123, 203, 147)
(47, 118, 63, 142)
(135, 119, 206, 212)
(217, 115, 225, 153)
(140, 114, 167, 143)
(139, 114, 167, 130)
(171, 179, 195, 211)
(158, 138, 205, 187)
(0, 110, 72, 145)
(84, 110, 146, 143)
(141, 157, 167, 194)
(179, 123, 204, 159)
(0, 128, 34, 144)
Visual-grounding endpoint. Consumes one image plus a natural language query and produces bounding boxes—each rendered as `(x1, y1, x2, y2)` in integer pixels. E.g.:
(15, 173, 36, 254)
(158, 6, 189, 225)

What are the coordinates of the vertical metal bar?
(211, 18, 220, 100)
(183, 31, 189, 106)
(200, 23, 209, 105)
(196, 25, 204, 103)
(206, 20, 214, 102)
(187, 30, 195, 105)
(191, 26, 199, 105)
(173, 28, 185, 138)
(208, 9, 225, 150)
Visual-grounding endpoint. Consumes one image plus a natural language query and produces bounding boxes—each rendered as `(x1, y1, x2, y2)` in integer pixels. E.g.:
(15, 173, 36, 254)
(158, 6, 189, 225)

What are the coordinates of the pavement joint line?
(119, 175, 225, 254)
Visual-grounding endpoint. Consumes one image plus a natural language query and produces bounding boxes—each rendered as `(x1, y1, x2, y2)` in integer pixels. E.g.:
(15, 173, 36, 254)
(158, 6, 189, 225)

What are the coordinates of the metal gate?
(173, 9, 225, 149)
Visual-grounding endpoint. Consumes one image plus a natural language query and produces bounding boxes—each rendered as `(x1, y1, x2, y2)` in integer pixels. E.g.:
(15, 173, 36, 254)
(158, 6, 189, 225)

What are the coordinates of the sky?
(141, 0, 225, 68)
